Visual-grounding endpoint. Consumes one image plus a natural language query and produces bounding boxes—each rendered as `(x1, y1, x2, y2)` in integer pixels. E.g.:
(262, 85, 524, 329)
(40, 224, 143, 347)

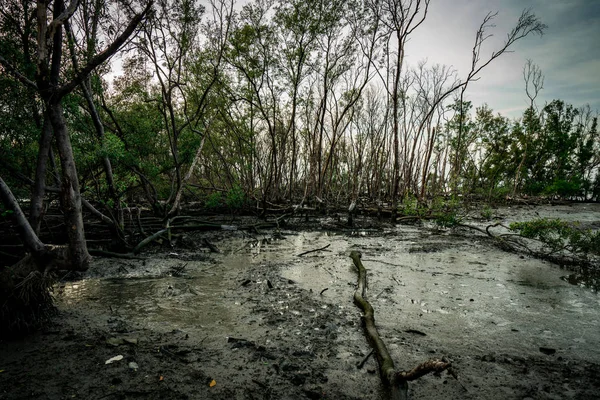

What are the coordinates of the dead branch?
(133, 229, 167, 254)
(397, 359, 450, 381)
(297, 244, 331, 257)
(350, 250, 452, 400)
(455, 222, 599, 270)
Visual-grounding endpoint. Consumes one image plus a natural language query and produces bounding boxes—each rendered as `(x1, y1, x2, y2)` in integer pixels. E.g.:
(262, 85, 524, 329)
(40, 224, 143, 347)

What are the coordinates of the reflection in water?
(58, 274, 238, 333)
(56, 234, 321, 336)
(56, 255, 259, 336)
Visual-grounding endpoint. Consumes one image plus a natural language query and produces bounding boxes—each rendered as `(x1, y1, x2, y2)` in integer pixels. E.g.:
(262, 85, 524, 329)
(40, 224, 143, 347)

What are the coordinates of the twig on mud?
(357, 349, 375, 369)
(374, 287, 390, 299)
(297, 244, 331, 257)
(319, 288, 329, 295)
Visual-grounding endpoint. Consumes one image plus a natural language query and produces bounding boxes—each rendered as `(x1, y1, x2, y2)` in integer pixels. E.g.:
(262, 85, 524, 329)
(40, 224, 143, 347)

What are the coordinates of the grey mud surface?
(1, 203, 599, 399)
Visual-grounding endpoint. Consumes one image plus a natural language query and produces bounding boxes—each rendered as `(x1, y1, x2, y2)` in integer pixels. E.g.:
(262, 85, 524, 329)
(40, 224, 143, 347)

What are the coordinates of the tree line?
(0, 0, 598, 270)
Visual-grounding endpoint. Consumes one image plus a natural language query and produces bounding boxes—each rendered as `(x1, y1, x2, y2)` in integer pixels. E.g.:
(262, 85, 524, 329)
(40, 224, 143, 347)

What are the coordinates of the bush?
(205, 192, 222, 209)
(544, 179, 582, 198)
(480, 205, 493, 221)
(225, 185, 245, 210)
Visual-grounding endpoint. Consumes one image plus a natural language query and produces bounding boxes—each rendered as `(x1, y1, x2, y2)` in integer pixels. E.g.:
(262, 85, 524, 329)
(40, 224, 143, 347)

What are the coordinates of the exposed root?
(0, 256, 56, 339)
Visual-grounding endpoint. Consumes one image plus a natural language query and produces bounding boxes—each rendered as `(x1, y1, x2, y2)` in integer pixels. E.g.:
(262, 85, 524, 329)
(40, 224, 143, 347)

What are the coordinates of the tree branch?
(57, 0, 153, 98)
(0, 55, 38, 90)
(46, 0, 80, 42)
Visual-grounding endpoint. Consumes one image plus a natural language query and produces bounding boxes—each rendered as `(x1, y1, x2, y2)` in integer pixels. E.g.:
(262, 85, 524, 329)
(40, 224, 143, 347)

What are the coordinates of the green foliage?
(510, 218, 600, 257)
(100, 133, 127, 161)
(205, 192, 222, 209)
(399, 196, 423, 216)
(428, 197, 463, 228)
(543, 178, 582, 197)
(225, 185, 246, 209)
(480, 205, 493, 221)
(434, 211, 462, 229)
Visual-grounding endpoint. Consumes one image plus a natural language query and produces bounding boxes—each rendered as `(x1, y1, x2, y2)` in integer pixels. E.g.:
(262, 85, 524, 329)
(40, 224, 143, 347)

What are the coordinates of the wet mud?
(1, 204, 599, 399)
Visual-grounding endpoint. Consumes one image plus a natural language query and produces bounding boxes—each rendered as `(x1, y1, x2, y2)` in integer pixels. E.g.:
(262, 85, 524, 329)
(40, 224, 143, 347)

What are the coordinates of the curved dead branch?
(349, 250, 451, 400)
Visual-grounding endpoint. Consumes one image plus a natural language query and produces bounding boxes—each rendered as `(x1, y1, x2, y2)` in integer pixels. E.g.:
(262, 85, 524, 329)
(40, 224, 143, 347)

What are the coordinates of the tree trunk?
(29, 115, 54, 234)
(0, 177, 46, 258)
(47, 102, 91, 271)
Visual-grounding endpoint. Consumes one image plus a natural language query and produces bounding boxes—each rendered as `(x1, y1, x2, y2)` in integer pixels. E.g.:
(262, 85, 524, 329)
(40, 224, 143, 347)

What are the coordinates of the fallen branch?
(133, 229, 167, 254)
(297, 244, 331, 257)
(349, 251, 451, 400)
(357, 349, 375, 369)
(456, 222, 599, 270)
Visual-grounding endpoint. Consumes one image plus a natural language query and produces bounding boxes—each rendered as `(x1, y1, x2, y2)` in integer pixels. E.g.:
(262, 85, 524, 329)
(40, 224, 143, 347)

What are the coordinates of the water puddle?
(57, 211, 600, 366)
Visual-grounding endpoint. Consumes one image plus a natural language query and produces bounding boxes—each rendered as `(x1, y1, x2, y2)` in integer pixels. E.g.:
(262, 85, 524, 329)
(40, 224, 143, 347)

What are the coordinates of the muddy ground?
(1, 203, 600, 399)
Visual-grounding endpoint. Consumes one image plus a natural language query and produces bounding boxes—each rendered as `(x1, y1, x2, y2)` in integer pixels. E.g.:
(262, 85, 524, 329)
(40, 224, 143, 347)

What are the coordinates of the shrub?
(205, 192, 222, 209)
(510, 218, 600, 257)
(225, 185, 245, 210)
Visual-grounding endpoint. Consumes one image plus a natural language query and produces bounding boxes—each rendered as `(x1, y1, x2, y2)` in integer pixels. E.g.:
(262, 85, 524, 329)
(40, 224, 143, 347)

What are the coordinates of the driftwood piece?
(349, 250, 451, 400)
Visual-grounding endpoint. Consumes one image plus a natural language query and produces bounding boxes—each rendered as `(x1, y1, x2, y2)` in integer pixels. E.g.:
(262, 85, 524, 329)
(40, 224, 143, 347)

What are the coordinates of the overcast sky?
(404, 0, 600, 119)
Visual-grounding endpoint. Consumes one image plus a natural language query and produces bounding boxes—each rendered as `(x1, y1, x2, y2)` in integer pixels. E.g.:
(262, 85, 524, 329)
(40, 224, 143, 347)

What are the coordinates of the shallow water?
(59, 207, 600, 357)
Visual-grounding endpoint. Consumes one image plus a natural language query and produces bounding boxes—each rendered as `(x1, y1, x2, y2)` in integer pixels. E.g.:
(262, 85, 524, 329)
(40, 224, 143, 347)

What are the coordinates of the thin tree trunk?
(0, 177, 46, 257)
(29, 115, 54, 234)
(168, 134, 207, 217)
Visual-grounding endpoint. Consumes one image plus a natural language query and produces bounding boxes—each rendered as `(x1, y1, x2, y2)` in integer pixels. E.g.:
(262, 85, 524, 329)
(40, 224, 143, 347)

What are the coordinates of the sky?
(403, 0, 600, 119)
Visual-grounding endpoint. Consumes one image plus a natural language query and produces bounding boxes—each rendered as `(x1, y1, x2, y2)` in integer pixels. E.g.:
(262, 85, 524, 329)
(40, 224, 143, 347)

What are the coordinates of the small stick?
(297, 244, 331, 257)
(319, 288, 329, 295)
(203, 238, 221, 253)
(357, 349, 375, 369)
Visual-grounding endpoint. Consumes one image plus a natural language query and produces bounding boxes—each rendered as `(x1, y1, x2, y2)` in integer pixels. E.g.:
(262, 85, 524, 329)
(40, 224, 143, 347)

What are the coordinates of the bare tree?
(451, 9, 546, 194)
(372, 0, 430, 221)
(513, 59, 544, 195)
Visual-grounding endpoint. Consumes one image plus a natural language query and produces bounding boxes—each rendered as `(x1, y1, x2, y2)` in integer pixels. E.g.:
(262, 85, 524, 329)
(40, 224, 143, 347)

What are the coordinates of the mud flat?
(1, 205, 599, 399)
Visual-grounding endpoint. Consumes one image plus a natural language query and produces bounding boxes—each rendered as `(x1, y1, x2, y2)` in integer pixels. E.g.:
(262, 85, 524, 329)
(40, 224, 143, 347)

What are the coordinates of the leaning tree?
(0, 0, 152, 336)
